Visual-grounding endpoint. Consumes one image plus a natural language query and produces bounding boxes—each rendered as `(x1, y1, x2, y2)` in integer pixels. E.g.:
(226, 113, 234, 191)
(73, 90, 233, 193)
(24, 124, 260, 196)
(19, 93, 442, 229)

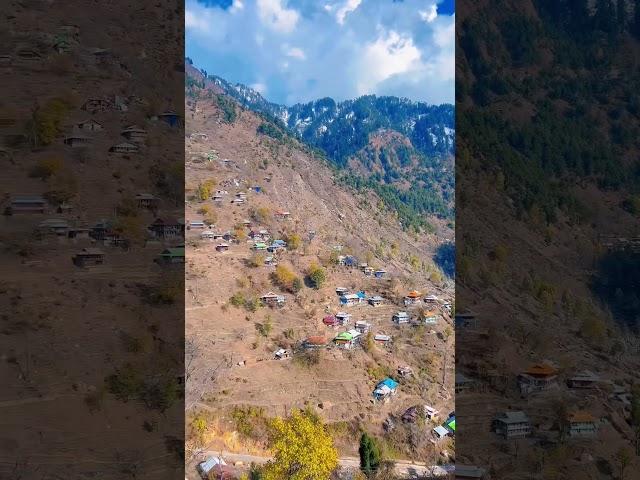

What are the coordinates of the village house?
(76, 119, 103, 131)
(109, 142, 139, 154)
(274, 210, 291, 220)
(567, 370, 601, 389)
(303, 335, 328, 349)
(374, 334, 392, 346)
(121, 125, 147, 143)
(424, 405, 439, 420)
(455, 465, 487, 479)
(15, 45, 41, 61)
(68, 227, 91, 240)
(63, 134, 92, 148)
(261, 292, 285, 307)
(335, 287, 348, 296)
(156, 111, 182, 127)
(323, 315, 337, 327)
(455, 373, 477, 394)
(264, 255, 277, 267)
(397, 365, 414, 378)
(201, 231, 216, 240)
(518, 363, 559, 395)
(404, 290, 422, 306)
(10, 195, 47, 213)
(252, 242, 268, 251)
(231, 197, 245, 205)
(374, 269, 386, 278)
(393, 311, 410, 324)
(37, 218, 70, 236)
(334, 329, 361, 349)
(567, 411, 598, 437)
(215, 243, 229, 252)
(433, 425, 450, 441)
(90, 48, 112, 65)
(340, 292, 365, 306)
(72, 248, 105, 267)
(363, 266, 374, 276)
(103, 229, 129, 248)
(135, 193, 160, 210)
(198, 457, 226, 479)
(492, 411, 532, 439)
(424, 294, 439, 304)
(274, 348, 290, 360)
(81, 98, 112, 113)
(149, 218, 184, 239)
(373, 378, 399, 403)
(188, 221, 206, 230)
(368, 295, 384, 307)
(355, 320, 371, 334)
(90, 219, 111, 240)
(156, 247, 185, 265)
(422, 310, 439, 325)
(335, 312, 352, 325)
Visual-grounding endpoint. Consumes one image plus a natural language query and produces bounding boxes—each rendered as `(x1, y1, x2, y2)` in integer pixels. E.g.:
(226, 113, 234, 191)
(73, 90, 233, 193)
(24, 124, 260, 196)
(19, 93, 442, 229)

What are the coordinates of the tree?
(359, 432, 381, 477)
(196, 179, 216, 201)
(635, 0, 640, 38)
(29, 158, 63, 180)
(307, 262, 326, 289)
(287, 233, 302, 251)
(614, 447, 631, 480)
(262, 409, 338, 480)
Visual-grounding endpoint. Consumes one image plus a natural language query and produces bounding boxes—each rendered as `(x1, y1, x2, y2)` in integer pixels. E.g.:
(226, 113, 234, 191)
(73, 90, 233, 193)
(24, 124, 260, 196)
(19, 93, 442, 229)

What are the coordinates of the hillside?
(184, 77, 455, 475)
(457, 0, 640, 477)
(186, 62, 455, 231)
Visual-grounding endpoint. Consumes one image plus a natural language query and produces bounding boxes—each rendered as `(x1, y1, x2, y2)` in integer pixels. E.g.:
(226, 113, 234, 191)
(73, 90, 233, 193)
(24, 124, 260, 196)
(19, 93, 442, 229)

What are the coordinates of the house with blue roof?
(373, 377, 399, 402)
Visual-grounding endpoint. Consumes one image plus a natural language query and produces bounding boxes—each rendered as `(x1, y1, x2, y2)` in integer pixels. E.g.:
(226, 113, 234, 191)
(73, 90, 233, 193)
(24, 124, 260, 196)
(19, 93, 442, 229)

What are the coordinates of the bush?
(28, 158, 63, 180)
(307, 262, 327, 289)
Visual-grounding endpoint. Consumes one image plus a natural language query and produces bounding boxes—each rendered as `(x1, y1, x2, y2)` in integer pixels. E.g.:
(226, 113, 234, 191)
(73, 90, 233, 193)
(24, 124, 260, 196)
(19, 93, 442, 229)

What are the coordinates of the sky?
(186, 0, 455, 106)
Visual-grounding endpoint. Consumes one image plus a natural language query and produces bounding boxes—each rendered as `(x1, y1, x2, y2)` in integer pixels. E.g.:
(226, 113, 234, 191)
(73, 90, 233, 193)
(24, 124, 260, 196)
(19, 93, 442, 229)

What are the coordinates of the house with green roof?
(156, 247, 185, 265)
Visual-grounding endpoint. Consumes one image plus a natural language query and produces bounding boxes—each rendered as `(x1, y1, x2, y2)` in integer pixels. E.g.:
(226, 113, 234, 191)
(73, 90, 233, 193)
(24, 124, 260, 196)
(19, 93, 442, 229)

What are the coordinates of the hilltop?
(184, 70, 455, 476)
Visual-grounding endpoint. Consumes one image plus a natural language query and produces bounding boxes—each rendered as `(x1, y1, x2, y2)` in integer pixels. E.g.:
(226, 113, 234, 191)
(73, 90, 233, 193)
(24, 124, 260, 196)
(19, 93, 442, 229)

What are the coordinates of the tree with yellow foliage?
(263, 409, 338, 480)
(196, 178, 216, 201)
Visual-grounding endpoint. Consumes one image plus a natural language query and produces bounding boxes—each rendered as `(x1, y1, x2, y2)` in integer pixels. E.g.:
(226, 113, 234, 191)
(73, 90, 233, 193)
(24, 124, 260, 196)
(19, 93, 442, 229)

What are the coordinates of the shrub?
(307, 262, 327, 289)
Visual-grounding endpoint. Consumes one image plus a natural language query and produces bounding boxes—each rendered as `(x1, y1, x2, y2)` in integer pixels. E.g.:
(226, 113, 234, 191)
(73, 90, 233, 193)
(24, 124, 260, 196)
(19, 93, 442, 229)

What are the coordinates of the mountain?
(186, 61, 455, 230)
(184, 70, 455, 472)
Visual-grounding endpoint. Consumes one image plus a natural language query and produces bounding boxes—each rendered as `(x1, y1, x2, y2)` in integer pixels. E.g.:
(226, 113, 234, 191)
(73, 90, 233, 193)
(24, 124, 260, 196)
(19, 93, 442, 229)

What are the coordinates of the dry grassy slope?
(0, 1, 183, 478)
(185, 92, 454, 461)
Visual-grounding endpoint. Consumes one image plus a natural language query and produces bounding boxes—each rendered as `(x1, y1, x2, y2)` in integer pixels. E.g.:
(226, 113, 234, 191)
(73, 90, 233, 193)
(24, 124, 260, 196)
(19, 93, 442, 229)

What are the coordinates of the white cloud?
(251, 82, 268, 94)
(230, 0, 244, 12)
(284, 46, 306, 59)
(419, 4, 438, 23)
(185, 9, 210, 32)
(256, 0, 299, 33)
(357, 30, 422, 95)
(335, 0, 362, 25)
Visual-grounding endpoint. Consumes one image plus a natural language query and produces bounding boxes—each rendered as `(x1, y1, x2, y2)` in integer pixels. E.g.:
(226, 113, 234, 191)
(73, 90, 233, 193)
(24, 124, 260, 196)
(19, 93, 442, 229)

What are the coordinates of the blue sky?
(186, 0, 454, 106)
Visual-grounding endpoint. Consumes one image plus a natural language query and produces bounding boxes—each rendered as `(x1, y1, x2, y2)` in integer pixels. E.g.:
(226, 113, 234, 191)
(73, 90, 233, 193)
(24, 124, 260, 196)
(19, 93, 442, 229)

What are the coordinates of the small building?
(368, 295, 384, 307)
(392, 311, 410, 324)
(335, 287, 348, 296)
(264, 255, 277, 267)
(189, 221, 205, 229)
(261, 292, 285, 307)
(397, 365, 413, 378)
(373, 378, 399, 402)
(149, 218, 184, 239)
(76, 119, 103, 131)
(567, 371, 601, 389)
(198, 457, 226, 479)
(121, 125, 147, 143)
(374, 269, 386, 278)
(343, 255, 358, 267)
(274, 348, 290, 360)
(72, 248, 105, 267)
(81, 98, 112, 113)
(215, 243, 230, 252)
(156, 247, 185, 264)
(334, 330, 361, 350)
(355, 320, 371, 334)
(109, 142, 139, 153)
(404, 290, 422, 306)
(422, 311, 439, 325)
(201, 231, 216, 239)
(37, 218, 70, 236)
(518, 363, 559, 395)
(455, 373, 476, 394)
(274, 210, 291, 219)
(424, 294, 439, 304)
(253, 242, 268, 251)
(424, 405, 439, 419)
(567, 411, 598, 438)
(335, 312, 352, 325)
(135, 193, 159, 210)
(157, 111, 182, 127)
(323, 315, 337, 326)
(10, 195, 47, 213)
(340, 293, 363, 306)
(492, 411, 532, 439)
(363, 266, 374, 276)
(433, 425, 450, 440)
(374, 334, 392, 345)
(68, 227, 91, 240)
(63, 134, 92, 147)
(231, 197, 245, 205)
(304, 336, 328, 349)
(455, 465, 486, 479)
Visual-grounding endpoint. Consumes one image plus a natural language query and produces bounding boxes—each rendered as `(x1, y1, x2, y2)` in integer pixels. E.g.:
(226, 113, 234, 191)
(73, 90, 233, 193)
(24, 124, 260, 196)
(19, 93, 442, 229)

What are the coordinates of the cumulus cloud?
(256, 0, 299, 33)
(186, 0, 454, 104)
(251, 82, 268, 94)
(419, 4, 438, 23)
(335, 0, 362, 25)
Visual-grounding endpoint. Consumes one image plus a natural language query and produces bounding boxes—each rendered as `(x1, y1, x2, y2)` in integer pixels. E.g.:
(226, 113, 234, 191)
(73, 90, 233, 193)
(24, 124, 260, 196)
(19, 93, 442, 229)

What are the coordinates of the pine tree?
(618, 0, 628, 32)
(359, 433, 381, 478)
(634, 0, 640, 37)
(595, 0, 616, 32)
